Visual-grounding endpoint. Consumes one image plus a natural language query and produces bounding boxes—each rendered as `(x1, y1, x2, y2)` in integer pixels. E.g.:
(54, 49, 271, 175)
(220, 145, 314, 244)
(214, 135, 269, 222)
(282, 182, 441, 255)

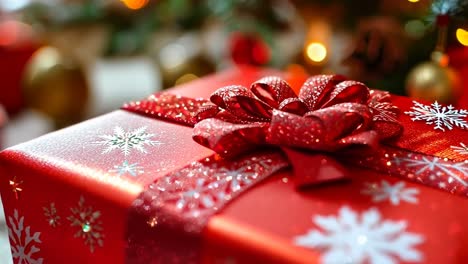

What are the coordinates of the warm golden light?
(456, 28, 468, 46)
(121, 0, 149, 10)
(408, 0, 420, 3)
(175, 73, 198, 86)
(306, 42, 327, 63)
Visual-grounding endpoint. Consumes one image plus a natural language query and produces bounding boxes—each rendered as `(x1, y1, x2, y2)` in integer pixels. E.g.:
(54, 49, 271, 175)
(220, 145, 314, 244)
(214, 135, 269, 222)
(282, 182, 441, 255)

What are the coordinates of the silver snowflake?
(95, 126, 161, 156)
(451, 142, 468, 155)
(362, 180, 419, 205)
(394, 156, 468, 187)
(67, 196, 104, 252)
(405, 101, 468, 131)
(294, 206, 423, 264)
(109, 160, 144, 177)
(43, 203, 60, 227)
(8, 209, 43, 264)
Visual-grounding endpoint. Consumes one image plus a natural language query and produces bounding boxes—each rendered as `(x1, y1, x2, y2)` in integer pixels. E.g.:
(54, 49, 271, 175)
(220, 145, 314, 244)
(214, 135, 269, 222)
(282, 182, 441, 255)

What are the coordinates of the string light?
(456, 28, 468, 46)
(121, 0, 149, 10)
(306, 42, 327, 63)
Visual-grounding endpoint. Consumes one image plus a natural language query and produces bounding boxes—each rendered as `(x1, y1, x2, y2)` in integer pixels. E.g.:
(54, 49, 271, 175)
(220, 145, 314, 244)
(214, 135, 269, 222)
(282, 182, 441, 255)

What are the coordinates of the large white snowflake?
(405, 101, 468, 131)
(361, 180, 419, 205)
(8, 209, 43, 264)
(393, 155, 468, 187)
(95, 126, 161, 156)
(451, 142, 468, 155)
(109, 160, 144, 177)
(294, 206, 423, 264)
(67, 196, 104, 253)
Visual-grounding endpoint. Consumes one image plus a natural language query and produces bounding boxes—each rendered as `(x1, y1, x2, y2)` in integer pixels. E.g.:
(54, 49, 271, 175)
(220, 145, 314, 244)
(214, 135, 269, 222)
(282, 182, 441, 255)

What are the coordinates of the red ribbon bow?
(192, 75, 402, 187)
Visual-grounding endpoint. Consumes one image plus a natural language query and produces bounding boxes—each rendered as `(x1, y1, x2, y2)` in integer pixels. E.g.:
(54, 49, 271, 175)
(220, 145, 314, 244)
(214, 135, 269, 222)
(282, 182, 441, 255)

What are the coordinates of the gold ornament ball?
(22, 46, 89, 128)
(153, 38, 215, 89)
(157, 55, 215, 89)
(405, 61, 461, 104)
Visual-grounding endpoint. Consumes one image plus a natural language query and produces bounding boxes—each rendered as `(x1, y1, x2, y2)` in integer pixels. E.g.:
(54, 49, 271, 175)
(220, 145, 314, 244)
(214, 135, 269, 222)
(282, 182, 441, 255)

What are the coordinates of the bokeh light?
(456, 28, 468, 46)
(121, 0, 149, 10)
(0, 20, 31, 46)
(306, 42, 327, 63)
(408, 0, 420, 3)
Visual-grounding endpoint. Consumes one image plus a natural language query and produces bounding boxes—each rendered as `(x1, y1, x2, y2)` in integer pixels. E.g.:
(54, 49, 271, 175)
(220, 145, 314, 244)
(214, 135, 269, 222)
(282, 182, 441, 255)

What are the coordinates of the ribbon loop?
(278, 97, 309, 115)
(298, 75, 347, 110)
(193, 118, 267, 157)
(250, 76, 298, 108)
(321, 80, 369, 108)
(210, 85, 272, 122)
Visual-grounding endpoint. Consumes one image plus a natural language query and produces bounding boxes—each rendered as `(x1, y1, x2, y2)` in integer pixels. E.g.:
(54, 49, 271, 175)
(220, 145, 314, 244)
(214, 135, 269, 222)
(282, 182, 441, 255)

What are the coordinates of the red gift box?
(1, 66, 468, 264)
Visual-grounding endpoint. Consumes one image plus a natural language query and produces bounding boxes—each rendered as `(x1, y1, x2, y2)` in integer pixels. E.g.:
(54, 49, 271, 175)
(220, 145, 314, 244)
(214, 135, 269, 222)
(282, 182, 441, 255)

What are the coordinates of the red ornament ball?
(229, 33, 271, 66)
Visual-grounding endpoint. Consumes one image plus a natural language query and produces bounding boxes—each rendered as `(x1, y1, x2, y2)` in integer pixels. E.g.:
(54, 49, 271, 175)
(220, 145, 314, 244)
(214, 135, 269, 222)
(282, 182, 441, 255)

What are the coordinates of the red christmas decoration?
(229, 32, 271, 66)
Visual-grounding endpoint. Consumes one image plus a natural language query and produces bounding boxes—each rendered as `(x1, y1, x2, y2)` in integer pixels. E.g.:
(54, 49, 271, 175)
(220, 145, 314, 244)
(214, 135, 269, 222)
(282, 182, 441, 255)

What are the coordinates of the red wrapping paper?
(0, 66, 467, 264)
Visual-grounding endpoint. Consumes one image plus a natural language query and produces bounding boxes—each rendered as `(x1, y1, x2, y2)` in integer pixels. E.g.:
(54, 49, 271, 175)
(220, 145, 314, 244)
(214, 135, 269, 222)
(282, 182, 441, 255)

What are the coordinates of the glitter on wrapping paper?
(67, 196, 104, 253)
(8, 209, 43, 264)
(123, 93, 215, 126)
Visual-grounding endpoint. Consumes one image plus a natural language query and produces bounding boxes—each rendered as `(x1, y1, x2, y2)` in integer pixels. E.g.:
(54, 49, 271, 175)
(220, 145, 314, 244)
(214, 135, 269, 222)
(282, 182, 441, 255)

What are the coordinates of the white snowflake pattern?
(361, 180, 419, 205)
(8, 209, 43, 264)
(393, 155, 468, 187)
(109, 160, 144, 177)
(95, 126, 161, 156)
(294, 206, 423, 264)
(405, 101, 468, 131)
(67, 196, 104, 252)
(451, 142, 468, 155)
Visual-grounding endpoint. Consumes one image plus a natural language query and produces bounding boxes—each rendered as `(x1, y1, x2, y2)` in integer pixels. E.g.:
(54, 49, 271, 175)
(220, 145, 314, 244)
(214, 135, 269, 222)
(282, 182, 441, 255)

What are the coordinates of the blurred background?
(0, 0, 467, 148)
